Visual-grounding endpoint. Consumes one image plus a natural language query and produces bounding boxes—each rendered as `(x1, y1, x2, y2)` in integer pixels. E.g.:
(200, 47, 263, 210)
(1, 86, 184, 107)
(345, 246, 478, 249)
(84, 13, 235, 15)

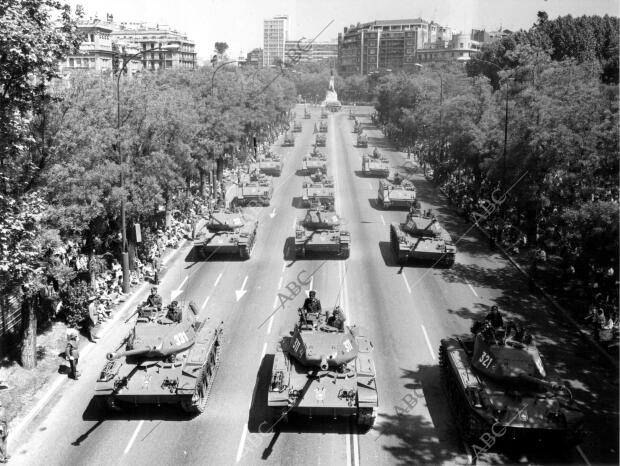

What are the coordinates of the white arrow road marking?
(402, 271, 411, 294)
(235, 275, 248, 301)
(214, 272, 223, 288)
(269, 208, 277, 218)
(201, 296, 210, 310)
(171, 276, 188, 301)
(124, 420, 144, 454)
(277, 276, 283, 289)
(235, 423, 248, 463)
(380, 215, 386, 225)
(421, 324, 436, 360)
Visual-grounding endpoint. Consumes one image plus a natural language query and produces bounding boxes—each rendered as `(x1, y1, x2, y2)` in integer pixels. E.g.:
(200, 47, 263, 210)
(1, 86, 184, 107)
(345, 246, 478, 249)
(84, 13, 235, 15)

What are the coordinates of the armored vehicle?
(96, 302, 222, 414)
(357, 133, 368, 148)
(353, 120, 362, 134)
(362, 149, 390, 177)
(302, 150, 327, 176)
(377, 176, 416, 209)
(348, 110, 356, 120)
(319, 121, 328, 133)
(257, 153, 282, 177)
(304, 107, 311, 119)
(196, 210, 258, 260)
(439, 321, 584, 445)
(390, 209, 455, 266)
(293, 121, 303, 132)
(268, 306, 376, 426)
(301, 176, 335, 209)
(315, 133, 327, 147)
(233, 176, 273, 207)
(283, 132, 295, 147)
(294, 205, 349, 257)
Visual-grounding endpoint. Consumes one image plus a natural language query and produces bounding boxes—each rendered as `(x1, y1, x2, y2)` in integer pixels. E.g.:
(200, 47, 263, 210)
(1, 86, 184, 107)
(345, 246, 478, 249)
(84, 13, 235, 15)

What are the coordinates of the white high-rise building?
(263, 15, 288, 67)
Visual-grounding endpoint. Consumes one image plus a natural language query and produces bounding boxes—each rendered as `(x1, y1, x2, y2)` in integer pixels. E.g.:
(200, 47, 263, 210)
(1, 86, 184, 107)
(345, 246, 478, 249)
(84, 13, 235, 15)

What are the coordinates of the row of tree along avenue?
(1, 0, 296, 367)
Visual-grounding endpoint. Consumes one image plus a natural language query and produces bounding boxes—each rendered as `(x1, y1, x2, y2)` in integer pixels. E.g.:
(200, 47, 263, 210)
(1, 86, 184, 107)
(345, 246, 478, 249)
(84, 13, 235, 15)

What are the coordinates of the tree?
(214, 41, 229, 62)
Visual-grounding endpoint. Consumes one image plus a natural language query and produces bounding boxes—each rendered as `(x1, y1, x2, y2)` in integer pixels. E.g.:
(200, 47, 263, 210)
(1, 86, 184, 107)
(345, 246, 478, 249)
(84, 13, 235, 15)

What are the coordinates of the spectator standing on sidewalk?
(87, 296, 100, 343)
(65, 329, 80, 380)
(0, 401, 9, 463)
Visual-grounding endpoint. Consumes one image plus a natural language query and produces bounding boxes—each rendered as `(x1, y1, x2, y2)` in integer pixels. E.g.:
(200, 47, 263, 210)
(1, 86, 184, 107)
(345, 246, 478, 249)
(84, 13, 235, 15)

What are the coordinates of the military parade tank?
(439, 321, 584, 445)
(319, 121, 328, 133)
(357, 132, 368, 148)
(353, 120, 362, 134)
(95, 302, 223, 414)
(304, 107, 311, 119)
(377, 176, 417, 209)
(390, 209, 455, 266)
(233, 176, 273, 207)
(293, 121, 303, 132)
(283, 132, 295, 147)
(294, 205, 349, 257)
(362, 149, 390, 177)
(301, 176, 335, 209)
(268, 306, 377, 426)
(257, 152, 283, 177)
(302, 149, 327, 176)
(196, 209, 258, 260)
(315, 133, 327, 147)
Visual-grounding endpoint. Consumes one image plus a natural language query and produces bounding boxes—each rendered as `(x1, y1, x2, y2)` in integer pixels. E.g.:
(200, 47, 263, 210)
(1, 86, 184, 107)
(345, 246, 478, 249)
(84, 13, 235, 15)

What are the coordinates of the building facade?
(338, 19, 428, 75)
(284, 40, 337, 63)
(111, 23, 197, 70)
(244, 48, 263, 67)
(263, 15, 288, 67)
(338, 19, 508, 75)
(61, 18, 142, 74)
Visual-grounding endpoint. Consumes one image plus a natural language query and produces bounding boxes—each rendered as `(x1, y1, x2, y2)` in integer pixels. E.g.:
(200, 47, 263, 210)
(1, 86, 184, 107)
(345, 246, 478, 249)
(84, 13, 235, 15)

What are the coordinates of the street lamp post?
(116, 46, 172, 292)
(469, 57, 512, 185)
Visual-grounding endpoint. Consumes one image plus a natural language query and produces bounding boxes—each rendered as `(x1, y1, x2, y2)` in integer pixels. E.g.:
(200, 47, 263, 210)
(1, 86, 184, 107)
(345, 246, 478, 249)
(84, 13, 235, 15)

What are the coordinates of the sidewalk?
(5, 239, 190, 450)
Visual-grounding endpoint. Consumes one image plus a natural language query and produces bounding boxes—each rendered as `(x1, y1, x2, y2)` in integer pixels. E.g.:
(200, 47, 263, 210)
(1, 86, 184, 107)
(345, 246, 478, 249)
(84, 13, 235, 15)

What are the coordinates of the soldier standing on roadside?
(0, 401, 9, 463)
(65, 329, 80, 380)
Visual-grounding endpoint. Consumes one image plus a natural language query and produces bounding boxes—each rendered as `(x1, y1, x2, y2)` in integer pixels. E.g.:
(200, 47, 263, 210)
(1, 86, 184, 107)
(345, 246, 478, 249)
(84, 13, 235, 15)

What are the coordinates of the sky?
(68, 0, 619, 62)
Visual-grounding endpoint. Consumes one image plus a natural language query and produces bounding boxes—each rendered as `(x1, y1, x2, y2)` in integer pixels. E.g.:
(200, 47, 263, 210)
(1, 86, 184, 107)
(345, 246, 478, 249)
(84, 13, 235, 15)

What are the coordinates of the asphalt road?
(11, 105, 618, 466)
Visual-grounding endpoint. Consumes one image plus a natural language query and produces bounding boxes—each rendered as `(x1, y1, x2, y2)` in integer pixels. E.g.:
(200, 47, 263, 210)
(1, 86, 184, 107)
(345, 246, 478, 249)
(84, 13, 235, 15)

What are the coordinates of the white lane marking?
(345, 432, 352, 466)
(402, 271, 411, 294)
(178, 276, 189, 289)
(309, 275, 314, 292)
(235, 423, 248, 463)
(380, 215, 385, 225)
(260, 342, 267, 360)
(124, 420, 145, 454)
(201, 296, 210, 310)
(277, 276, 283, 290)
(421, 325, 436, 360)
(368, 182, 373, 190)
(467, 283, 478, 297)
(281, 261, 286, 272)
(267, 315, 274, 335)
(292, 217, 296, 228)
(576, 446, 591, 466)
(463, 441, 473, 464)
(214, 272, 223, 288)
(352, 428, 360, 466)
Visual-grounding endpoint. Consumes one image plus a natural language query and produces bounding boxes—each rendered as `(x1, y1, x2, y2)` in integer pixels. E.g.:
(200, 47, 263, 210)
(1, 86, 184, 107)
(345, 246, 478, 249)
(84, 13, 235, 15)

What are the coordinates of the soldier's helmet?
(491, 305, 499, 312)
(309, 290, 316, 298)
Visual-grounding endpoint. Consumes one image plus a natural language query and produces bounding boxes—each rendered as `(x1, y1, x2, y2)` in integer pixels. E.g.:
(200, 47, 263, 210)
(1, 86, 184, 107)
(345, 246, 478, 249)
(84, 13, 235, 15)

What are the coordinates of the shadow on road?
(82, 397, 195, 422)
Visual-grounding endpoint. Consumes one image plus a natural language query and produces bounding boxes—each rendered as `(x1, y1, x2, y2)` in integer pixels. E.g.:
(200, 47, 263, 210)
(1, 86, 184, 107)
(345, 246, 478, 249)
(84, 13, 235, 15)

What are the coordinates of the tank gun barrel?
(107, 347, 153, 361)
(517, 373, 565, 393)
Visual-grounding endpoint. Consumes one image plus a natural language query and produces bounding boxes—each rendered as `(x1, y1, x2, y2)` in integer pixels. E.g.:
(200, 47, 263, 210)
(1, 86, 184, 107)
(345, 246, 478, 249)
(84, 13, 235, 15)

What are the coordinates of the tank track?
(181, 342, 222, 414)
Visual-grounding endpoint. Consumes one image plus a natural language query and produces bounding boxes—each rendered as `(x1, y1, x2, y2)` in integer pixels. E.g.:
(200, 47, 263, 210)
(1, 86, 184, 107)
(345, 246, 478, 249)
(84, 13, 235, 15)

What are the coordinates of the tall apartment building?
(263, 15, 288, 67)
(284, 40, 337, 63)
(111, 23, 197, 70)
(61, 17, 142, 74)
(338, 19, 428, 75)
